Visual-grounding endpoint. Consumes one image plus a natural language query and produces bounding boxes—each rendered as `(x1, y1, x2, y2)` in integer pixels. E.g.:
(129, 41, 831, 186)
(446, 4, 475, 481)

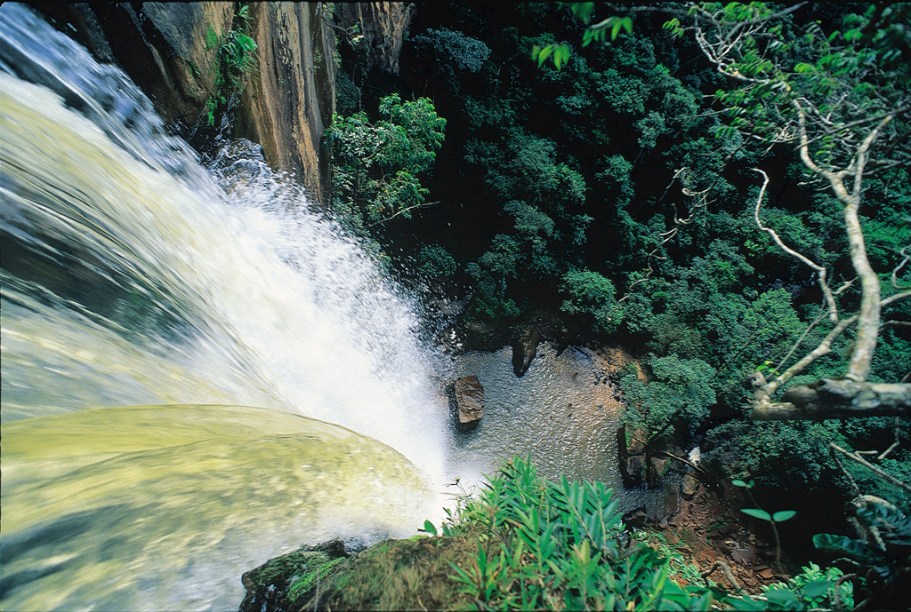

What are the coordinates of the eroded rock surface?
(34, 2, 337, 201)
(453, 375, 484, 430)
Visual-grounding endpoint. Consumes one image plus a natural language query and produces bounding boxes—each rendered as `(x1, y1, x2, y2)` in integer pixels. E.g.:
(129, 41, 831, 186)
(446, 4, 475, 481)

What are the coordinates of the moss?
(240, 540, 351, 612)
(299, 535, 483, 611)
(287, 556, 345, 602)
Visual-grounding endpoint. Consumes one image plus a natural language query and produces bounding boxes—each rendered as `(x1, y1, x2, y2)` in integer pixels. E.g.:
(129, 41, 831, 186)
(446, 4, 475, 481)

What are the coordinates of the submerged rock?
(511, 325, 541, 377)
(453, 375, 484, 430)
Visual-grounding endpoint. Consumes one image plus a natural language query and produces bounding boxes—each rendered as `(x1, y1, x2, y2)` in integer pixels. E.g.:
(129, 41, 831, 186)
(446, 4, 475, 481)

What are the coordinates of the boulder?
(624, 455, 646, 487)
(647, 457, 670, 488)
(682, 473, 700, 499)
(239, 539, 350, 612)
(622, 506, 647, 529)
(453, 375, 484, 430)
(511, 325, 541, 377)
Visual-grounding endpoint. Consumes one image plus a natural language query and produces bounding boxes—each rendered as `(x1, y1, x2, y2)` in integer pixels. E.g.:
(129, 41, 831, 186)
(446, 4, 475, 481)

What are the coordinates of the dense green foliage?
(439, 458, 715, 610)
(621, 355, 716, 441)
(325, 93, 446, 236)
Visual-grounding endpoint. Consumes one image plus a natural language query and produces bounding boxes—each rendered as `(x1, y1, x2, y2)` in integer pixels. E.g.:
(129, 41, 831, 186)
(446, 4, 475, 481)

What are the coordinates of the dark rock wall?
(335, 2, 415, 75)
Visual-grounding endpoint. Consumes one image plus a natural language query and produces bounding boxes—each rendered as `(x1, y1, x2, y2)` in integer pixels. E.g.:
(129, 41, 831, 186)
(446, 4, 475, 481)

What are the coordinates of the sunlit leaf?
(421, 519, 438, 536)
(740, 508, 772, 521)
(772, 510, 797, 522)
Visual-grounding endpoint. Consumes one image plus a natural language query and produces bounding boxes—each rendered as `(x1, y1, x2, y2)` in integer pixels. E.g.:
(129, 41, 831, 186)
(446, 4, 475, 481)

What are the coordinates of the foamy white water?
(1, 5, 449, 609)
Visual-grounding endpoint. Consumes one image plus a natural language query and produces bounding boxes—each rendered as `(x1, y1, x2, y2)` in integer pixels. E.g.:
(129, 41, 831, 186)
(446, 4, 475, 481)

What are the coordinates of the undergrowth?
(204, 4, 257, 127)
(284, 458, 896, 611)
(430, 458, 858, 611)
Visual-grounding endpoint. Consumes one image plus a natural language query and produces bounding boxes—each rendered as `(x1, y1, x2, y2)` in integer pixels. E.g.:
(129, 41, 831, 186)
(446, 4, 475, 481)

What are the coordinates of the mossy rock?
(243, 534, 483, 611)
(302, 535, 480, 611)
(239, 540, 350, 612)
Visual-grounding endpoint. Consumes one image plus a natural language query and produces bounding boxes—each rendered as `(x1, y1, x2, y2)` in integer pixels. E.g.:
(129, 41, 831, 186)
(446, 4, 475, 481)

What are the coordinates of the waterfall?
(1, 5, 448, 610)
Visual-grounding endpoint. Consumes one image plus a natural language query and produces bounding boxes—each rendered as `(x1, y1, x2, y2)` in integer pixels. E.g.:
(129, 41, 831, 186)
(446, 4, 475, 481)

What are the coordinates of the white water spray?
(1, 5, 449, 609)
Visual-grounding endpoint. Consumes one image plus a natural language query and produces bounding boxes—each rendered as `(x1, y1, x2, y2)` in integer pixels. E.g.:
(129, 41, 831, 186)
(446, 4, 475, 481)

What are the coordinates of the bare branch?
(893, 246, 910, 289)
(753, 380, 911, 420)
(756, 290, 910, 402)
(753, 168, 838, 322)
(840, 115, 894, 382)
(831, 442, 911, 494)
(794, 99, 837, 181)
(877, 419, 902, 461)
(700, 560, 743, 591)
(832, 444, 862, 497)
(758, 315, 857, 400)
(367, 201, 440, 227)
(775, 308, 827, 372)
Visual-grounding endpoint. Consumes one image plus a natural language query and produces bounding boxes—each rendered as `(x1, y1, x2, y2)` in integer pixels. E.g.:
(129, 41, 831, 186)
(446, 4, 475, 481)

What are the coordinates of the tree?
(676, 2, 911, 418)
(621, 355, 716, 442)
(325, 93, 446, 232)
(554, 2, 911, 418)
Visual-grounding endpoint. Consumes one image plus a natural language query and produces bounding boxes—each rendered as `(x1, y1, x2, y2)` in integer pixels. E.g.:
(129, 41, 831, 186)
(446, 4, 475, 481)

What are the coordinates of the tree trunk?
(751, 379, 911, 420)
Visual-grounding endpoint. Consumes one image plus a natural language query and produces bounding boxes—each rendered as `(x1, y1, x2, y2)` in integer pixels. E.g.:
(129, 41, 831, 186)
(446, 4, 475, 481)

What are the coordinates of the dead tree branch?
(830, 443, 911, 494)
(752, 168, 838, 321)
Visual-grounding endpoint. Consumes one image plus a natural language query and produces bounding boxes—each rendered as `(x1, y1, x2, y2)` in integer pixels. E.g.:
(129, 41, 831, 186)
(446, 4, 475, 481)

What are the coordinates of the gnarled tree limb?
(751, 379, 911, 421)
(752, 168, 838, 322)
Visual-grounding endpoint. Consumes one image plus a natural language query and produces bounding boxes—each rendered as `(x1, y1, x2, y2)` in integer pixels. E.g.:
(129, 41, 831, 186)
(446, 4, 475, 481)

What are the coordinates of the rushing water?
(1, 6, 651, 611)
(1, 5, 447, 610)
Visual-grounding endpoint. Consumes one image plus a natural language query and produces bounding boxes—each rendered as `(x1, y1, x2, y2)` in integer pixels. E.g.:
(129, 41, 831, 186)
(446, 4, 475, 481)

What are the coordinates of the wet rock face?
(453, 375, 484, 430)
(511, 325, 541, 377)
(33, 2, 337, 201)
(334, 2, 415, 75)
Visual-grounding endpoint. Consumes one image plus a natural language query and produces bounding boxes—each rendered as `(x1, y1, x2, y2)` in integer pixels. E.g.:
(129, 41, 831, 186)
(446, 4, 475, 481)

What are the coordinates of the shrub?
(442, 458, 716, 610)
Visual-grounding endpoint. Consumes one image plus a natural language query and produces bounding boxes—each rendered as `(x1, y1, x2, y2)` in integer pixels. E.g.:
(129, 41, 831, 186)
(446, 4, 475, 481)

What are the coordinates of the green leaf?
(765, 588, 800, 606)
(740, 508, 772, 521)
(813, 534, 871, 560)
(534, 44, 554, 67)
(731, 479, 754, 488)
(800, 580, 831, 599)
(844, 29, 863, 42)
(569, 2, 595, 25)
(610, 19, 623, 41)
(772, 510, 797, 523)
(554, 45, 566, 70)
(621, 17, 633, 35)
(421, 519, 438, 536)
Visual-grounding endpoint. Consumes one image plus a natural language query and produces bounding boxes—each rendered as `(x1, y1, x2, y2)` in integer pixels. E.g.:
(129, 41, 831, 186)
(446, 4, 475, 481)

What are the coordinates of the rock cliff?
(32, 2, 340, 202)
(334, 2, 415, 75)
(235, 3, 336, 200)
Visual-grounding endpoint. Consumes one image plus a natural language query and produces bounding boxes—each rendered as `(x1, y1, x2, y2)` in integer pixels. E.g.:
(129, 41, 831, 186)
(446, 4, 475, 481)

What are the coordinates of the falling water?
(1, 5, 448, 610)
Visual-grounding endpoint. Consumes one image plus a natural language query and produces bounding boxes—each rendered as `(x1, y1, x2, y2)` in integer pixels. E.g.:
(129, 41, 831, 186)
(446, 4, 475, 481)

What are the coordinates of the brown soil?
(650, 481, 792, 592)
